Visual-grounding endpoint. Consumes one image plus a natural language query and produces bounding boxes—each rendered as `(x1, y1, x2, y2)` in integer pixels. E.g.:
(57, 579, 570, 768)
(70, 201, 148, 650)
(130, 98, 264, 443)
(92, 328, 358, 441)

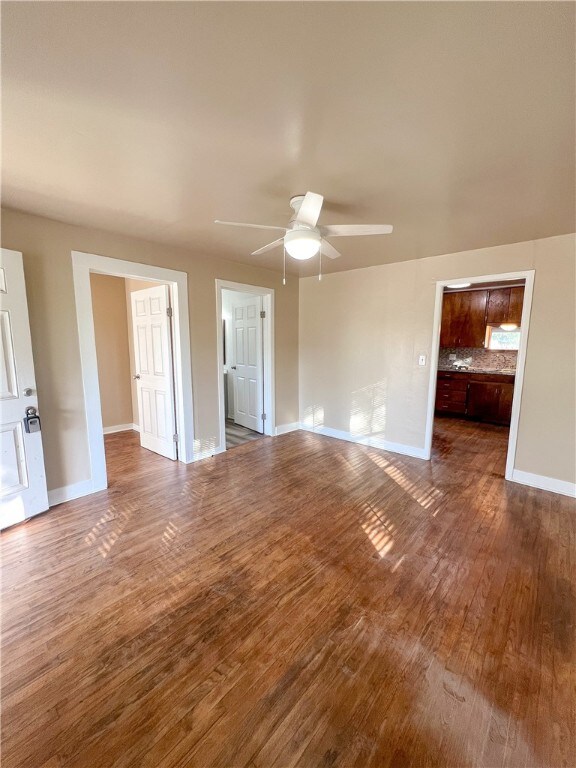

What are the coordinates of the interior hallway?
(2, 422, 574, 767)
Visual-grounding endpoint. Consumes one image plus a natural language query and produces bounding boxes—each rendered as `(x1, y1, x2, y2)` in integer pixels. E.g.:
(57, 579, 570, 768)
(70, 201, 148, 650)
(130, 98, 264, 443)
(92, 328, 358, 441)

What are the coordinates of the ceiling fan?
(214, 191, 393, 263)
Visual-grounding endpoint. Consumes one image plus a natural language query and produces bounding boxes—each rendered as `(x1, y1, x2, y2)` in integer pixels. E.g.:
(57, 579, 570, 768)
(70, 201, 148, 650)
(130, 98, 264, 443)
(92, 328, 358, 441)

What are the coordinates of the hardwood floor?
(2, 420, 575, 767)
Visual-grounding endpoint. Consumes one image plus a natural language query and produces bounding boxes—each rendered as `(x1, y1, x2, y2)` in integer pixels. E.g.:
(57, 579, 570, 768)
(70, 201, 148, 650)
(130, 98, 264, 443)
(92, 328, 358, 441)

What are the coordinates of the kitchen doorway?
(424, 271, 535, 482)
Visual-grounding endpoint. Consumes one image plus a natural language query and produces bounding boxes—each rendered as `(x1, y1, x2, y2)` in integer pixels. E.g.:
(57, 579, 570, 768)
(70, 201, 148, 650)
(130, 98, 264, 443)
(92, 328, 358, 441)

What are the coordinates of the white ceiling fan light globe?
(284, 228, 321, 260)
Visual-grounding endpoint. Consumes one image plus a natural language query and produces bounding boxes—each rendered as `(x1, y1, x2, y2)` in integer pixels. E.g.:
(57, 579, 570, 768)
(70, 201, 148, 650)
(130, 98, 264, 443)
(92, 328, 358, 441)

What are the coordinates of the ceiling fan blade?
(251, 238, 284, 256)
(320, 239, 341, 260)
(294, 192, 324, 228)
(214, 220, 287, 233)
(321, 224, 393, 237)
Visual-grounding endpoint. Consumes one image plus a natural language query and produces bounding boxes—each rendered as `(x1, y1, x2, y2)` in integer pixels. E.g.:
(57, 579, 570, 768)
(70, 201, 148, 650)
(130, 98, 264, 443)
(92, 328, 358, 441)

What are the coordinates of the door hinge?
(261, 413, 266, 421)
(260, 310, 266, 319)
(166, 307, 173, 318)
(173, 433, 178, 442)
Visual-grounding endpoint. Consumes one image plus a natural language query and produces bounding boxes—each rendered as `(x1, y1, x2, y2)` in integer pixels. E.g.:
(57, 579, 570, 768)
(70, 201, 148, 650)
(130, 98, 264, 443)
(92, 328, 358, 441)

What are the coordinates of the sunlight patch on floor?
(84, 502, 137, 558)
(368, 451, 443, 513)
(360, 501, 395, 558)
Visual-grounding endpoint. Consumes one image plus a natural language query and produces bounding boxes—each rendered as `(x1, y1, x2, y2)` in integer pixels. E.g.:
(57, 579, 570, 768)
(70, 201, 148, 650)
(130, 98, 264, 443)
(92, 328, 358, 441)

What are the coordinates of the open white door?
(130, 285, 177, 460)
(0, 249, 49, 529)
(231, 295, 263, 433)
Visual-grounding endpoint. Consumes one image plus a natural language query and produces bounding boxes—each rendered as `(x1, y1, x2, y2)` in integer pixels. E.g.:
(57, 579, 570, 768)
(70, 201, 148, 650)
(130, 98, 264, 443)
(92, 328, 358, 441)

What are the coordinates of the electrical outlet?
(418, 354, 427, 366)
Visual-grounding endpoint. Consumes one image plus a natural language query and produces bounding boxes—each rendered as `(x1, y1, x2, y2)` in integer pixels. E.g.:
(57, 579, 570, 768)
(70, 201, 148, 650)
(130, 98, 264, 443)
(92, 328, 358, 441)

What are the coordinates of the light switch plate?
(418, 354, 427, 366)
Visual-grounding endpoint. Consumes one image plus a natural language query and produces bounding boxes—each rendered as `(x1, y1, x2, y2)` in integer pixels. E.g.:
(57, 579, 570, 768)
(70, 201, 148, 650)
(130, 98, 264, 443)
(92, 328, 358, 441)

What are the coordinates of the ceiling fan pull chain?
(283, 245, 286, 285)
(318, 248, 322, 281)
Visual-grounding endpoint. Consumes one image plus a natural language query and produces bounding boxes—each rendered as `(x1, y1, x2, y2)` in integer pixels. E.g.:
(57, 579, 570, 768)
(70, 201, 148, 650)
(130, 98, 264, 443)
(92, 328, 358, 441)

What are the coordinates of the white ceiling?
(2, 2, 574, 276)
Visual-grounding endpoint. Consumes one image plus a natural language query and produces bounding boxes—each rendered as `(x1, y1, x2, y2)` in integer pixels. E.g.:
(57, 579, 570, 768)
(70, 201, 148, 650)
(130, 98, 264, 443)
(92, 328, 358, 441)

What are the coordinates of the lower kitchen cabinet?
(435, 371, 514, 426)
(467, 381, 514, 425)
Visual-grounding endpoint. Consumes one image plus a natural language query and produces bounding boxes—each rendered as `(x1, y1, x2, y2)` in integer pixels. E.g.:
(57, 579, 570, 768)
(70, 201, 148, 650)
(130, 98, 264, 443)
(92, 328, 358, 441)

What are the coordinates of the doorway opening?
(90, 274, 179, 464)
(72, 251, 194, 496)
(424, 270, 535, 482)
(216, 280, 275, 451)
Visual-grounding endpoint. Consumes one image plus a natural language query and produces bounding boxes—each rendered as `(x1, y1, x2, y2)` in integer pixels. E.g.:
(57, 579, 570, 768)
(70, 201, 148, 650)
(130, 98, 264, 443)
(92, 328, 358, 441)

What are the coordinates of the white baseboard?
(48, 478, 104, 507)
(511, 469, 576, 498)
(132, 423, 140, 433)
(186, 444, 226, 463)
(299, 424, 428, 460)
(102, 423, 138, 435)
(275, 422, 301, 436)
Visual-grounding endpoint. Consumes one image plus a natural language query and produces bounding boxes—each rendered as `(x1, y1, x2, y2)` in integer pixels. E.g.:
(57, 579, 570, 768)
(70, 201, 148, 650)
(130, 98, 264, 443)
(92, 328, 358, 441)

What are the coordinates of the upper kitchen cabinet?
(486, 286, 525, 325)
(507, 287, 525, 325)
(440, 290, 488, 348)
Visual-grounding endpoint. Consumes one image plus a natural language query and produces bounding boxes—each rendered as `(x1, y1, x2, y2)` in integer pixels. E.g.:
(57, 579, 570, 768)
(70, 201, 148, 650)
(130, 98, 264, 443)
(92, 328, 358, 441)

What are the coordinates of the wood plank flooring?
(2, 420, 575, 767)
(225, 420, 264, 449)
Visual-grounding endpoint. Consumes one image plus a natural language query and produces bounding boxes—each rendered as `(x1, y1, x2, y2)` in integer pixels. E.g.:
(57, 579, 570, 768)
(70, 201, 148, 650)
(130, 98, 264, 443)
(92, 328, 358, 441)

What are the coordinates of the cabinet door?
(498, 383, 514, 425)
(486, 289, 510, 325)
(458, 290, 488, 347)
(440, 292, 462, 347)
(440, 290, 487, 348)
(467, 382, 501, 421)
(507, 287, 524, 325)
(467, 381, 514, 425)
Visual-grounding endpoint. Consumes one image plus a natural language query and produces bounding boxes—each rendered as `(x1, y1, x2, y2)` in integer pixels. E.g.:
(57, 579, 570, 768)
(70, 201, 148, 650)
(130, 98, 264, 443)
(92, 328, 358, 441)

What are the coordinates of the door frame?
(423, 269, 535, 481)
(72, 251, 195, 495)
(215, 280, 275, 451)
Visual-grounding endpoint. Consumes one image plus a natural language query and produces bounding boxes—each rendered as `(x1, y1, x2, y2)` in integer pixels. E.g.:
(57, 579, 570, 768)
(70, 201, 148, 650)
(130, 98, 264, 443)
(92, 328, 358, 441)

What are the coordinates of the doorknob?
(133, 374, 141, 380)
(230, 366, 237, 370)
(23, 387, 34, 397)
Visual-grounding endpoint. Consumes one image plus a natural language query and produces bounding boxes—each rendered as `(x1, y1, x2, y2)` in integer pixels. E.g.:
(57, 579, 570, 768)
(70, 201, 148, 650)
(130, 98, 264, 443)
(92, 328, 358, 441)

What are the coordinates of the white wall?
(300, 234, 576, 486)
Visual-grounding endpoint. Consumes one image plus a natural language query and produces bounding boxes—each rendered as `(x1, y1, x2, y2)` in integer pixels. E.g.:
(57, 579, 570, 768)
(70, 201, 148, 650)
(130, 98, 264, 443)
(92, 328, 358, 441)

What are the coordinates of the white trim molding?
(102, 423, 137, 435)
(300, 424, 428, 460)
(71, 251, 195, 496)
(275, 422, 301, 436)
(510, 470, 576, 498)
(215, 280, 276, 453)
(48, 479, 96, 507)
(423, 269, 536, 482)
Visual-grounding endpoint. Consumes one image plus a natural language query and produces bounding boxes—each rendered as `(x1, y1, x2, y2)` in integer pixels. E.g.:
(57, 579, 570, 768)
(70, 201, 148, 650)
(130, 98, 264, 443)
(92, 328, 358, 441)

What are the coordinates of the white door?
(232, 295, 263, 433)
(130, 285, 177, 460)
(0, 249, 49, 529)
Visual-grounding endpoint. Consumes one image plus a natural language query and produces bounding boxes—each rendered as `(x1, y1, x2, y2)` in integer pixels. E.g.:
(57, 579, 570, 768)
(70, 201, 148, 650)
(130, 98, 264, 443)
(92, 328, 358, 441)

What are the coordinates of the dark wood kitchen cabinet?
(435, 371, 469, 415)
(436, 371, 514, 425)
(467, 380, 514, 425)
(440, 290, 488, 348)
(486, 286, 525, 325)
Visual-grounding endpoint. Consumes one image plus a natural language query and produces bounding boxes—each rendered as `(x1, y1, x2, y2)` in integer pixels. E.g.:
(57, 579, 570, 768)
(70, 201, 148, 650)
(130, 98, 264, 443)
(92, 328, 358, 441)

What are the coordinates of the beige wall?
(1, 208, 299, 492)
(90, 274, 133, 429)
(300, 234, 576, 484)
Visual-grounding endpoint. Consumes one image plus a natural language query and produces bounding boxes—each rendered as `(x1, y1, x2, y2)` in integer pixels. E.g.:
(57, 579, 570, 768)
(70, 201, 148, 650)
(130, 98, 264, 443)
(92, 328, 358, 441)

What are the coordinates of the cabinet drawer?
(437, 379, 468, 393)
(435, 401, 467, 414)
(436, 389, 467, 403)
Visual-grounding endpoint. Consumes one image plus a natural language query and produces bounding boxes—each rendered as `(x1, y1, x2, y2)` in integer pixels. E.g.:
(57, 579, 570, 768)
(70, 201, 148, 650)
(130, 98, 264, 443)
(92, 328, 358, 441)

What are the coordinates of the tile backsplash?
(439, 347, 517, 371)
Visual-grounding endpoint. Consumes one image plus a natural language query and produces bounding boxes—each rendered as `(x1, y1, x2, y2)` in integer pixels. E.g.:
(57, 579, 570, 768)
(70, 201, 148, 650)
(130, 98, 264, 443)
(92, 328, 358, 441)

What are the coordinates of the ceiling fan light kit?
(215, 191, 393, 281)
(283, 228, 321, 260)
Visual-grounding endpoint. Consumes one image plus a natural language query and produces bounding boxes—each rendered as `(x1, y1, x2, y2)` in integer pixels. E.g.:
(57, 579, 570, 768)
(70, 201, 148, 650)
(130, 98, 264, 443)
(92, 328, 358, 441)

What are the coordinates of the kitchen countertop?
(438, 366, 516, 375)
